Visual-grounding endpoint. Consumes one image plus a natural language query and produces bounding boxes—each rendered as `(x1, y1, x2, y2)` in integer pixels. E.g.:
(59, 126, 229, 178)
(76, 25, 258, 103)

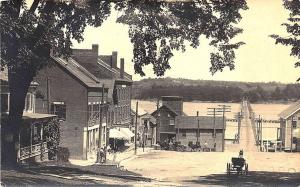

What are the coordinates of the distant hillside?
(132, 78, 300, 103)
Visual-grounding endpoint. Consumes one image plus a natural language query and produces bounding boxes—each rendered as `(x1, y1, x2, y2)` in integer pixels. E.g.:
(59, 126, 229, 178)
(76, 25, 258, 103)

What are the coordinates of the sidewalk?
(69, 147, 153, 167)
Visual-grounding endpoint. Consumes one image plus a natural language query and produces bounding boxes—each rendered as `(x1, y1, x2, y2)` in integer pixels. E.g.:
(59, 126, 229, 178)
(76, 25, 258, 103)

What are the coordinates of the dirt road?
(122, 101, 300, 186)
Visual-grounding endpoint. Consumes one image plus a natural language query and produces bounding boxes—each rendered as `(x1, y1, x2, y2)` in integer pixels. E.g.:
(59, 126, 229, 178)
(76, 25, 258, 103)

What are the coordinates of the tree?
(271, 0, 300, 80)
(1, 0, 247, 167)
(1, 0, 111, 167)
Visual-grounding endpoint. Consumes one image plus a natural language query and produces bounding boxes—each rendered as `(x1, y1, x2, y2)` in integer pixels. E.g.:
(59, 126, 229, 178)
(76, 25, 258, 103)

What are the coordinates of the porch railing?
(18, 142, 48, 161)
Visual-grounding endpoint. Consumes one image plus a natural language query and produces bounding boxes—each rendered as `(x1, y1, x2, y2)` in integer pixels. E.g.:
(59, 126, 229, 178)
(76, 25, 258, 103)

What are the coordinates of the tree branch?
(29, 0, 40, 13)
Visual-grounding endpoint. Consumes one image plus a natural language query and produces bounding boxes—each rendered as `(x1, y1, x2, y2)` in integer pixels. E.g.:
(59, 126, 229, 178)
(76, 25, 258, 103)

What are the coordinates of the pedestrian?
(100, 148, 104, 163)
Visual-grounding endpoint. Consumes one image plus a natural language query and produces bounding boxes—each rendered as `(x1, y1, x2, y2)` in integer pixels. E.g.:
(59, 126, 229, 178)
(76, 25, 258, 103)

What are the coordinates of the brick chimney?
(161, 96, 183, 116)
(92, 44, 99, 55)
(120, 58, 124, 79)
(111, 51, 118, 68)
(72, 44, 98, 64)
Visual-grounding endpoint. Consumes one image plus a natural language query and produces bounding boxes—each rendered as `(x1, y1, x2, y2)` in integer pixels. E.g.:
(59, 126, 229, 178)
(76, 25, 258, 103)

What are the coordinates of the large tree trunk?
(2, 66, 33, 168)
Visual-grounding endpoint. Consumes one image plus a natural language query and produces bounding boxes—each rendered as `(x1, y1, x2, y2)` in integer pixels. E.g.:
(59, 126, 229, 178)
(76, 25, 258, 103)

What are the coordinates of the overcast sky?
(72, 0, 299, 83)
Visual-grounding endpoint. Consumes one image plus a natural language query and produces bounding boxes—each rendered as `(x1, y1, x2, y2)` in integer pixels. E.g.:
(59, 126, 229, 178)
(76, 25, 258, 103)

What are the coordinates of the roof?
(152, 105, 179, 117)
(279, 101, 300, 119)
(1, 112, 57, 122)
(176, 116, 224, 129)
(161, 96, 183, 101)
(98, 57, 132, 82)
(52, 56, 104, 89)
(131, 105, 148, 116)
(23, 112, 57, 120)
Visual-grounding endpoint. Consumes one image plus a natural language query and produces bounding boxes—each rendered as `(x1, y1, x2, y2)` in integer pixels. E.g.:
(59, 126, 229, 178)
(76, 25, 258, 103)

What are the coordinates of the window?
(1, 93, 9, 113)
(51, 102, 66, 120)
(182, 130, 186, 138)
(24, 93, 34, 112)
(292, 120, 297, 128)
(169, 118, 175, 126)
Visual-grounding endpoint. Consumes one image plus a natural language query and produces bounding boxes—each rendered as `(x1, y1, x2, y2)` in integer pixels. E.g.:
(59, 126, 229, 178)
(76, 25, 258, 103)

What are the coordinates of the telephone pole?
(96, 84, 105, 163)
(134, 101, 138, 155)
(197, 111, 199, 144)
(207, 108, 222, 149)
(156, 98, 160, 144)
(218, 105, 231, 152)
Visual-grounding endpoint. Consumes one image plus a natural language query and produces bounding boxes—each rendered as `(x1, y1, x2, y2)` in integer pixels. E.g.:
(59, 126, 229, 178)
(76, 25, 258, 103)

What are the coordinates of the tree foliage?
(0, 0, 247, 166)
(43, 118, 60, 160)
(271, 0, 300, 80)
(133, 78, 300, 103)
(115, 0, 247, 76)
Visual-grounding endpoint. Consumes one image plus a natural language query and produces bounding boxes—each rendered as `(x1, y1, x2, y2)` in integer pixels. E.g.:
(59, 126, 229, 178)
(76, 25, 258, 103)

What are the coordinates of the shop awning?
(109, 129, 124, 139)
(120, 128, 134, 138)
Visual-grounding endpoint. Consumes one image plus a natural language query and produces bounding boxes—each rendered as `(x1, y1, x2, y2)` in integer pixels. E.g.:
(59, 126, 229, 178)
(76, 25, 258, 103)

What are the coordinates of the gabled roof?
(131, 105, 148, 116)
(152, 105, 179, 117)
(176, 116, 224, 129)
(52, 56, 104, 89)
(98, 57, 132, 82)
(279, 101, 300, 119)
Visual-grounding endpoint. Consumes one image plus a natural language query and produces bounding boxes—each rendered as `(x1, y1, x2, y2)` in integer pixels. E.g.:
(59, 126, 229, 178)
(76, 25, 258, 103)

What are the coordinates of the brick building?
(35, 56, 109, 160)
(35, 44, 133, 159)
(152, 96, 225, 151)
(71, 45, 133, 128)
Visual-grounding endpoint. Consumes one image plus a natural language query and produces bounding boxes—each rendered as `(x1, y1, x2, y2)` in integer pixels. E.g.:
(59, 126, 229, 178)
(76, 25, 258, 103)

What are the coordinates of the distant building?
(152, 96, 225, 151)
(131, 106, 157, 147)
(1, 69, 57, 163)
(35, 56, 109, 160)
(279, 101, 300, 152)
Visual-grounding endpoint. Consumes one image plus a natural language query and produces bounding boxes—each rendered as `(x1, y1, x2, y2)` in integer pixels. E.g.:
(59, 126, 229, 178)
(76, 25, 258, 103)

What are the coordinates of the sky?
(72, 0, 299, 83)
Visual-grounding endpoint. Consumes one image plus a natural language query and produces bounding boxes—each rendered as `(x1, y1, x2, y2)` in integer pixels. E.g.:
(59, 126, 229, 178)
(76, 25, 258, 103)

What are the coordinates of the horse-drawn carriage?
(226, 150, 248, 175)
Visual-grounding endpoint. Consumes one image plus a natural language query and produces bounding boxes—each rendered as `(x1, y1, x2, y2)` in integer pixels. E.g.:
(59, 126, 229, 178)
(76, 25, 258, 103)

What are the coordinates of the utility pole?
(207, 107, 227, 151)
(218, 105, 231, 152)
(197, 111, 199, 144)
(96, 84, 104, 163)
(237, 112, 241, 143)
(46, 77, 50, 113)
(156, 98, 160, 144)
(135, 101, 138, 155)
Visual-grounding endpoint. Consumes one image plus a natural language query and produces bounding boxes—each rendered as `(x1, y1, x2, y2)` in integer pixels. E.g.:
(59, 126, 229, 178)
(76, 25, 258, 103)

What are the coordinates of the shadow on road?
(183, 171, 300, 186)
(1, 162, 147, 186)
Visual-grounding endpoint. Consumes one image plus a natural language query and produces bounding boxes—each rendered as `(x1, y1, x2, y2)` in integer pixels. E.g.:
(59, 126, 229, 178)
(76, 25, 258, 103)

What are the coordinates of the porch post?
(40, 123, 44, 160)
(30, 124, 33, 154)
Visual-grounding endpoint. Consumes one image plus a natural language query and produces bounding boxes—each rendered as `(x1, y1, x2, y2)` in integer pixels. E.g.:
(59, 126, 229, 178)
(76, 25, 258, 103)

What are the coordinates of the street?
(121, 101, 300, 186)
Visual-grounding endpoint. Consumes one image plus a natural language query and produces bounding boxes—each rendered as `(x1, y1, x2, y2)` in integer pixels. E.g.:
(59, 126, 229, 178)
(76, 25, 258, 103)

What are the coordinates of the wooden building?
(1, 69, 57, 163)
(152, 96, 225, 151)
(131, 106, 157, 147)
(279, 101, 300, 152)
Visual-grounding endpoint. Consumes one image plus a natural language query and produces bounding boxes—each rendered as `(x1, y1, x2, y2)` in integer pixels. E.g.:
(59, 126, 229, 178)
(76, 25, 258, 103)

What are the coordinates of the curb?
(99, 173, 152, 182)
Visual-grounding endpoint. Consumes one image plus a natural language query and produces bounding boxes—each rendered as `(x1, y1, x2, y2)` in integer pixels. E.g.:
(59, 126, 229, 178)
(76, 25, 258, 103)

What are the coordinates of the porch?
(18, 113, 57, 162)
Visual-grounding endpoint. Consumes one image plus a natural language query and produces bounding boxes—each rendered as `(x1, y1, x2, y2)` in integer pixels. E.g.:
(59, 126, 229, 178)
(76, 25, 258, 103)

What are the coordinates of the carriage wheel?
(245, 163, 249, 175)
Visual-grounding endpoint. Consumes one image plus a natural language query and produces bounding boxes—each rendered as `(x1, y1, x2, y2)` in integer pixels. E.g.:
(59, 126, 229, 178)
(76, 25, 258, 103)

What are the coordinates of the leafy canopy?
(271, 0, 300, 80)
(1, 0, 247, 77)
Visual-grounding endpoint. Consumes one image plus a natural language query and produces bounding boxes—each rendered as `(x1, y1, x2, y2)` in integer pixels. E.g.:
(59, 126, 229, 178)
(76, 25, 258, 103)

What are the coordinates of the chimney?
(161, 96, 183, 116)
(120, 58, 124, 79)
(111, 51, 118, 68)
(92, 44, 99, 56)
